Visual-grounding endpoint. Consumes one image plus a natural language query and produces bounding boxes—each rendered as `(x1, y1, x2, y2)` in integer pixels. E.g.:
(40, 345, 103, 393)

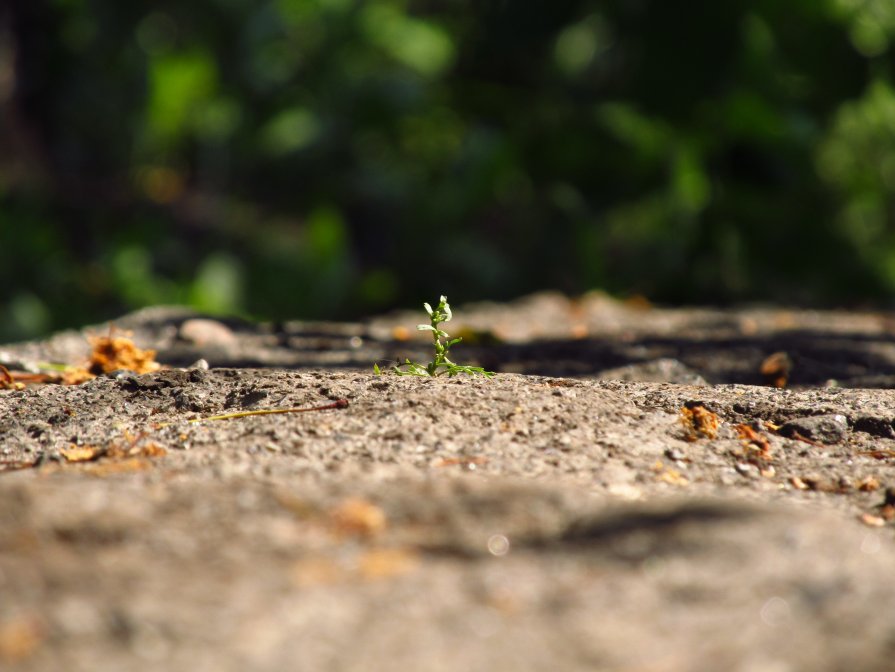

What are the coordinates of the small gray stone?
(779, 414, 848, 444)
(597, 358, 708, 385)
(188, 358, 210, 371)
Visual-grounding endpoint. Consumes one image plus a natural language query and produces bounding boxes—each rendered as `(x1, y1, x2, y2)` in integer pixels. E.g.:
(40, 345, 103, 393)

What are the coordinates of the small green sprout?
(381, 296, 494, 378)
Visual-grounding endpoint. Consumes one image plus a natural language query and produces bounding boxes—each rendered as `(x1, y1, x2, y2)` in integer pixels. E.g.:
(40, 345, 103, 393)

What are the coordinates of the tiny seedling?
(376, 296, 494, 378)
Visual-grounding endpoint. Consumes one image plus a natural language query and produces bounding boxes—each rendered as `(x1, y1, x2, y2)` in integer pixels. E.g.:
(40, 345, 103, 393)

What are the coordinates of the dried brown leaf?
(87, 329, 161, 375)
(59, 446, 104, 463)
(0, 365, 25, 390)
(760, 352, 792, 388)
(680, 404, 720, 441)
(857, 476, 881, 492)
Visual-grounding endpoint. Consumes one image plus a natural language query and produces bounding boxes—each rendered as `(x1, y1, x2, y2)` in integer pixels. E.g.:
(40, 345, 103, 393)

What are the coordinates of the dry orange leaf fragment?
(651, 460, 689, 486)
(87, 330, 161, 375)
(876, 488, 895, 521)
(61, 367, 95, 385)
(106, 443, 167, 460)
(80, 458, 157, 476)
(0, 365, 25, 391)
(391, 326, 411, 341)
(59, 446, 103, 463)
(329, 498, 387, 537)
(857, 476, 881, 492)
(858, 449, 895, 460)
(0, 617, 42, 664)
(735, 423, 772, 461)
(134, 443, 167, 458)
(0, 329, 160, 389)
(58, 437, 166, 472)
(657, 468, 689, 487)
(760, 352, 792, 388)
(680, 404, 720, 441)
(358, 548, 419, 580)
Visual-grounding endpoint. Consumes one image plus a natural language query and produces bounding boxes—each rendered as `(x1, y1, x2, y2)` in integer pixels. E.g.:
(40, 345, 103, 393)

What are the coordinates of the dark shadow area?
(463, 330, 895, 387)
(119, 309, 895, 389)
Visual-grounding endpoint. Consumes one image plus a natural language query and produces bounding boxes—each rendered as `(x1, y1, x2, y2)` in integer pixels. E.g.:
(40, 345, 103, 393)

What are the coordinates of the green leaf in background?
(146, 49, 218, 149)
(361, 3, 455, 77)
(2, 0, 895, 340)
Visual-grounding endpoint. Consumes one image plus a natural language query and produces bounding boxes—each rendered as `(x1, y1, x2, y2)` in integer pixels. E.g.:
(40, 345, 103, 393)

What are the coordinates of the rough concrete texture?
(3, 293, 895, 671)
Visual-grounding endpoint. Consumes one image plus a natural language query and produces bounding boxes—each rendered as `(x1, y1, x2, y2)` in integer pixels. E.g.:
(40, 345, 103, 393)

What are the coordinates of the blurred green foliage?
(1, 0, 895, 341)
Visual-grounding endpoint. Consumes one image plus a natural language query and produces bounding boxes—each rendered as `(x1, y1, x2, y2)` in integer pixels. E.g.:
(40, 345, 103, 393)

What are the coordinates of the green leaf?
(397, 297, 495, 381)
